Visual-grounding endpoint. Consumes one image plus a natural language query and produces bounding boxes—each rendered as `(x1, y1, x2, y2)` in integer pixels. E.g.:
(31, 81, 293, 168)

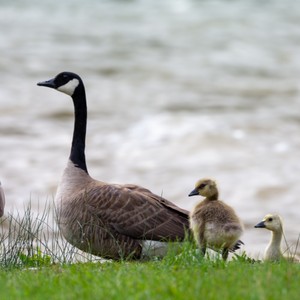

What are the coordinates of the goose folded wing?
(86, 184, 189, 241)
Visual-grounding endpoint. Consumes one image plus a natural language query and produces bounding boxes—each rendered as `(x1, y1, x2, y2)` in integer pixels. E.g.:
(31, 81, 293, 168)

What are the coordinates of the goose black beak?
(188, 188, 199, 197)
(37, 78, 56, 89)
(254, 221, 266, 228)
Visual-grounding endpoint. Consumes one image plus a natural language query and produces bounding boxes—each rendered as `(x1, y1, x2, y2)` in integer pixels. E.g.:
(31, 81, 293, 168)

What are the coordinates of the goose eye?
(268, 218, 273, 222)
(199, 183, 206, 189)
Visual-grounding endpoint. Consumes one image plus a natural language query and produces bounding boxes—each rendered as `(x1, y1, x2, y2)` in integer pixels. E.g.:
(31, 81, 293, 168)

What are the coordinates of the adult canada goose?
(37, 72, 189, 260)
(0, 181, 5, 217)
(189, 178, 244, 260)
(254, 214, 299, 262)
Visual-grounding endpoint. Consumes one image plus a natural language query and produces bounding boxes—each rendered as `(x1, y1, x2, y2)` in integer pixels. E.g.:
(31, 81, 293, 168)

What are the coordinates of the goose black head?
(37, 72, 83, 96)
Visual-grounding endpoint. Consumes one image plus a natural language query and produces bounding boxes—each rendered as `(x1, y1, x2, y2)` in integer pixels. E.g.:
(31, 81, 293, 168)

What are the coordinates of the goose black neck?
(70, 84, 88, 174)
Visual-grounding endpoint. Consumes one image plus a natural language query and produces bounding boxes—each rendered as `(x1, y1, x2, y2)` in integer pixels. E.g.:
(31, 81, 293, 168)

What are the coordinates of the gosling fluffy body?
(189, 178, 244, 260)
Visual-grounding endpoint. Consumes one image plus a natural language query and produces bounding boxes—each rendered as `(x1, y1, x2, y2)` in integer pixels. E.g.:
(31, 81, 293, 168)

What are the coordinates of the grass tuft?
(0, 201, 101, 269)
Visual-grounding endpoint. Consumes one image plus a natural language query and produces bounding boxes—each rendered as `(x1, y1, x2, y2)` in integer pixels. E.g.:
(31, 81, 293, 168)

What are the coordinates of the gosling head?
(254, 214, 283, 233)
(37, 72, 83, 96)
(188, 178, 219, 200)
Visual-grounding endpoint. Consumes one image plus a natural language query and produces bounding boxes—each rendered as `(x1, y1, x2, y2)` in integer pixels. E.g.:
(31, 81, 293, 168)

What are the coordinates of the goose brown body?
(56, 161, 189, 259)
(189, 178, 244, 260)
(38, 72, 189, 260)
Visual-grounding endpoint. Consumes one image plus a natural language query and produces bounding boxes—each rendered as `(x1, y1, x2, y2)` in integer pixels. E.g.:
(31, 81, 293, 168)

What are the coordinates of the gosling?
(189, 178, 244, 260)
(254, 214, 299, 262)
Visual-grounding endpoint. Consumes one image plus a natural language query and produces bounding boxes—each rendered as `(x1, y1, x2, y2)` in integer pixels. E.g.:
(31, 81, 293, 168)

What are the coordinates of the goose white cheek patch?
(58, 78, 80, 96)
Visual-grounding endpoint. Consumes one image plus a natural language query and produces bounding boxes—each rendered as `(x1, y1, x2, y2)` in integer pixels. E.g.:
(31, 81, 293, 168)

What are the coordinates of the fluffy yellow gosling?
(189, 178, 244, 260)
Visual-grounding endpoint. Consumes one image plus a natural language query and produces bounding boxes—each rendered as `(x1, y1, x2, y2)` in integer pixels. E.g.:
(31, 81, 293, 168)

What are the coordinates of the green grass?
(0, 204, 299, 300)
(0, 247, 299, 300)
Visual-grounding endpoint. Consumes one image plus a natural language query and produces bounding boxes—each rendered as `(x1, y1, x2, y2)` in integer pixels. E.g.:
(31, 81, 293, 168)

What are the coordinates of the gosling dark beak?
(37, 78, 56, 89)
(254, 221, 266, 228)
(188, 188, 199, 197)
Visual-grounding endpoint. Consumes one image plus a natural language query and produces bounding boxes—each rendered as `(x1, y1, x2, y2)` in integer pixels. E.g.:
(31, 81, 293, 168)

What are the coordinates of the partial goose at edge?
(0, 181, 5, 218)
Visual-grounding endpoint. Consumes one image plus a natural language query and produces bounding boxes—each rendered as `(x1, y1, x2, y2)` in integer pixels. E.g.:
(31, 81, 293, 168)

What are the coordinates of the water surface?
(1, 0, 300, 258)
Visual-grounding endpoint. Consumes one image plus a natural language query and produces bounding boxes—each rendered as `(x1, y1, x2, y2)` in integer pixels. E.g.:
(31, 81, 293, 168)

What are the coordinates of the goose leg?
(200, 245, 206, 257)
(222, 248, 229, 261)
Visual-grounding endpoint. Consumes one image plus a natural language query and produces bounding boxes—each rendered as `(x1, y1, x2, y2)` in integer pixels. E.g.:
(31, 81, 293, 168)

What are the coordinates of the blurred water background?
(1, 0, 300, 259)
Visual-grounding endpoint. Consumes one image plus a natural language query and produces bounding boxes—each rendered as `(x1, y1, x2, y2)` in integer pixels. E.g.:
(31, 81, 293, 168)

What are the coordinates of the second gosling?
(189, 178, 244, 260)
(254, 214, 299, 262)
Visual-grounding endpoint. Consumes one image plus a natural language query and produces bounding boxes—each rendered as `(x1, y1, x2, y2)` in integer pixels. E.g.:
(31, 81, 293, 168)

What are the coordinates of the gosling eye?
(199, 183, 206, 189)
(268, 217, 273, 222)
